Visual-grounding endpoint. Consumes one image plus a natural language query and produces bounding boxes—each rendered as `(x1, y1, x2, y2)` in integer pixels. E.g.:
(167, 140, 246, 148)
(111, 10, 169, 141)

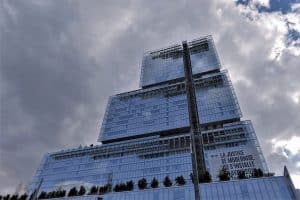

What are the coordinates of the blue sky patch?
(236, 0, 300, 14)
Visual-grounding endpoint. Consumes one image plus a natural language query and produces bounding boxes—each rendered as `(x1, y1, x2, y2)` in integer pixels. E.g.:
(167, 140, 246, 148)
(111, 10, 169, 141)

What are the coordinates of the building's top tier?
(140, 36, 221, 88)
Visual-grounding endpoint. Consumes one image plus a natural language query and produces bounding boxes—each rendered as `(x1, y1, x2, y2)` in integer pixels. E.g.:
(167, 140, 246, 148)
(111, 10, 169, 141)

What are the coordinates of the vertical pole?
(182, 41, 206, 200)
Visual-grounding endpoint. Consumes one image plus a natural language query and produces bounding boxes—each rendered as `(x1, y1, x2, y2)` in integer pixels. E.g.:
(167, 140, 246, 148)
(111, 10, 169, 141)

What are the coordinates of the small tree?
(126, 181, 134, 191)
(113, 184, 120, 192)
(49, 191, 57, 199)
(55, 190, 65, 198)
(119, 183, 127, 191)
(163, 176, 172, 187)
(238, 170, 246, 179)
(100, 185, 108, 194)
(3, 195, 10, 200)
(54, 191, 60, 198)
(38, 192, 47, 199)
(175, 176, 186, 186)
(59, 190, 66, 198)
(68, 187, 78, 197)
(106, 183, 112, 192)
(62, 190, 66, 197)
(99, 184, 111, 194)
(218, 167, 230, 181)
(252, 168, 263, 178)
(0, 195, 2, 200)
(99, 186, 105, 194)
(138, 178, 147, 190)
(114, 183, 126, 192)
(90, 186, 98, 195)
(10, 195, 18, 200)
(19, 194, 28, 200)
(78, 186, 86, 196)
(150, 178, 159, 188)
(199, 171, 212, 183)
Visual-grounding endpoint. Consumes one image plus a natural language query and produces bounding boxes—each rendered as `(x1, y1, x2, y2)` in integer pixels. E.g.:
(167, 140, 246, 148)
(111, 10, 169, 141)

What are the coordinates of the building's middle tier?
(99, 70, 242, 143)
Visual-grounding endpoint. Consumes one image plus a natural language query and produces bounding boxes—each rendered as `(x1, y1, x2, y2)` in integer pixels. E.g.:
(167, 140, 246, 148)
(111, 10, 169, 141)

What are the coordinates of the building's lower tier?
(34, 174, 299, 200)
(29, 121, 268, 193)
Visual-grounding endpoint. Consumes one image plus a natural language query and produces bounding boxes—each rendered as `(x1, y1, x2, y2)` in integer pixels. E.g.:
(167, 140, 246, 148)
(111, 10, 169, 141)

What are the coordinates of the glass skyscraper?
(29, 36, 299, 200)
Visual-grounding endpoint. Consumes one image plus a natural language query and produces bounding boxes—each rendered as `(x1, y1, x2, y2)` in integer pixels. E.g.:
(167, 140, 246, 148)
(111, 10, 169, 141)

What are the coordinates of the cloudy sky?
(1, 0, 300, 194)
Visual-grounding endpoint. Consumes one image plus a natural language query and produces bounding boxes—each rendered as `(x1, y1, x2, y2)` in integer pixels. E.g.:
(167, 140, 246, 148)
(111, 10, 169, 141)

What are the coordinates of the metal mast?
(182, 41, 206, 200)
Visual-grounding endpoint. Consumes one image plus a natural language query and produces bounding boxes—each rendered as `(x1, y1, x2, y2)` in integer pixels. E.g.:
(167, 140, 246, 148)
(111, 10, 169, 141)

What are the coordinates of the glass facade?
(33, 176, 298, 200)
(99, 71, 241, 142)
(202, 121, 268, 181)
(140, 36, 220, 87)
(99, 84, 189, 142)
(103, 177, 297, 200)
(29, 134, 193, 192)
(29, 36, 298, 199)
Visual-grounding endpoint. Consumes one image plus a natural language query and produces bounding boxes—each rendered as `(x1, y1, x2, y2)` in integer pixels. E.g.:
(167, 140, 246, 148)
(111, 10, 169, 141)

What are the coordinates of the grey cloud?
(1, 0, 299, 193)
(0, 0, 96, 193)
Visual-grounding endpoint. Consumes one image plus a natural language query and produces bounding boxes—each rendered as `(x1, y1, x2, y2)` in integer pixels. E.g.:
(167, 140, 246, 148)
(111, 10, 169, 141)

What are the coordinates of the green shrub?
(138, 178, 147, 190)
(163, 176, 172, 187)
(150, 178, 159, 188)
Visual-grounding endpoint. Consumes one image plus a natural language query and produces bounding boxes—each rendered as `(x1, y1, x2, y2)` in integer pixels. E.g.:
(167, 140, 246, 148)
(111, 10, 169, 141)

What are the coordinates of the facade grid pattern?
(28, 36, 298, 200)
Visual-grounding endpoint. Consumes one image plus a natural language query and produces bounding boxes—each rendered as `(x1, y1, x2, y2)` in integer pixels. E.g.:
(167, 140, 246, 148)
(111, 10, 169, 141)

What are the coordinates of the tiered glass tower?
(29, 36, 298, 200)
